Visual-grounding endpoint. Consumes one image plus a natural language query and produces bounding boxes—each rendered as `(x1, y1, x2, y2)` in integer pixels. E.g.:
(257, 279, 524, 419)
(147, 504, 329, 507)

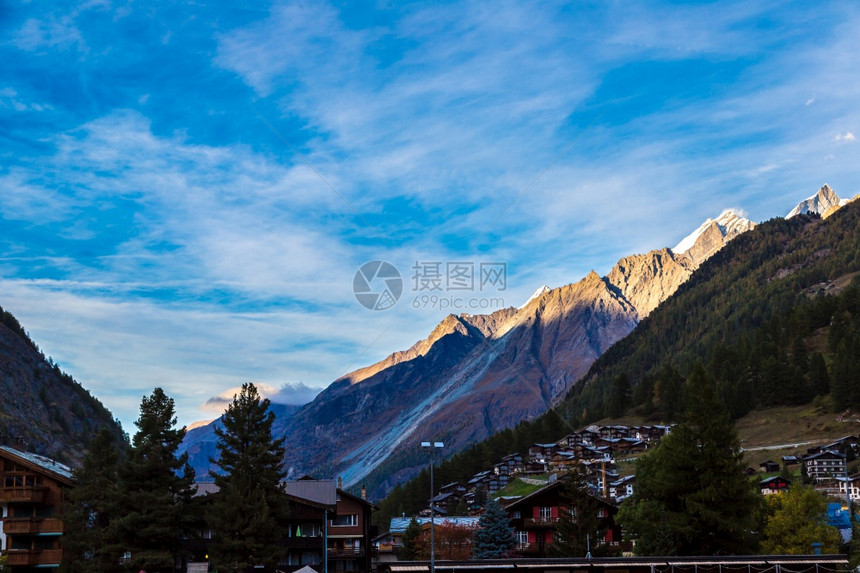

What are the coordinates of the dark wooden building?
(504, 480, 620, 557)
(0, 445, 74, 572)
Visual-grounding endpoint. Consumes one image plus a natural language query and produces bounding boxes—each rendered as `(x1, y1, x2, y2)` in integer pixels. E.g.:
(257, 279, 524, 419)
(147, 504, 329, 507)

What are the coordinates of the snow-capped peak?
(520, 285, 551, 309)
(786, 184, 843, 218)
(672, 209, 753, 254)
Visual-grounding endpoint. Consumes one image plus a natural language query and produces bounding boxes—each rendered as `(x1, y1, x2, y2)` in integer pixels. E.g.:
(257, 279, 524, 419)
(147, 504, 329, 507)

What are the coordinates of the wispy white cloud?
(836, 132, 856, 142)
(2, 0, 860, 432)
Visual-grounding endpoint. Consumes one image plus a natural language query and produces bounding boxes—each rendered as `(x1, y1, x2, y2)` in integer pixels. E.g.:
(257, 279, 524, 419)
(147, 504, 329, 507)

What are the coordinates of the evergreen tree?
(61, 428, 123, 573)
(759, 484, 840, 554)
(617, 364, 758, 555)
(115, 388, 196, 572)
(831, 337, 860, 408)
(208, 383, 291, 572)
(452, 497, 469, 516)
(809, 352, 830, 397)
(607, 374, 631, 418)
(473, 499, 515, 558)
(549, 469, 608, 557)
(399, 517, 423, 560)
(654, 365, 685, 422)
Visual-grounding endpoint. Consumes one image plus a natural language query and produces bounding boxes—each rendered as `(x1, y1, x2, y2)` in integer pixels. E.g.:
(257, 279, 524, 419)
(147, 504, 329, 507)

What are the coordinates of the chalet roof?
(609, 475, 635, 486)
(503, 479, 566, 510)
(760, 476, 791, 486)
(532, 443, 557, 448)
(283, 478, 337, 506)
(431, 492, 454, 502)
(803, 449, 845, 461)
(823, 436, 860, 449)
(0, 445, 74, 483)
(337, 487, 379, 510)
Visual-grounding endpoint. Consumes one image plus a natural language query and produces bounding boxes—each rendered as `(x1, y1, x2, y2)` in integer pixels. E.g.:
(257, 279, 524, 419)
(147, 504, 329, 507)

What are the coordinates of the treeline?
(623, 280, 860, 421)
(63, 383, 290, 573)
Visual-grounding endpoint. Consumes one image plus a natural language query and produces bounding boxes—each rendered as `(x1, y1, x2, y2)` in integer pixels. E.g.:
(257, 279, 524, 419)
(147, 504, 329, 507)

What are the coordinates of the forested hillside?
(563, 202, 860, 421)
(0, 305, 126, 465)
(373, 202, 860, 526)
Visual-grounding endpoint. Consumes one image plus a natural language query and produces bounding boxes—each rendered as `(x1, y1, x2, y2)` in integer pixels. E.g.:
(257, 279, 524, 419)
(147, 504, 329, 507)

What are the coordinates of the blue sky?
(1, 1, 858, 432)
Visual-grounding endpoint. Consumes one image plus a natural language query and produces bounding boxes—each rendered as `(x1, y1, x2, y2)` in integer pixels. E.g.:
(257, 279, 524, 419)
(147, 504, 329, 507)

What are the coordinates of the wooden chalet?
(760, 476, 792, 495)
(187, 478, 377, 573)
(759, 460, 781, 473)
(528, 444, 560, 464)
(0, 445, 74, 572)
(608, 475, 635, 500)
(597, 425, 631, 440)
(835, 474, 860, 502)
(505, 479, 620, 557)
(493, 454, 524, 476)
(802, 450, 846, 480)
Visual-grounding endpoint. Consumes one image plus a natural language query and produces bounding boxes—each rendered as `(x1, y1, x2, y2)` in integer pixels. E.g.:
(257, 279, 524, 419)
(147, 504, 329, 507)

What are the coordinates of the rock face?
(0, 308, 124, 466)
(606, 249, 694, 318)
(182, 209, 757, 497)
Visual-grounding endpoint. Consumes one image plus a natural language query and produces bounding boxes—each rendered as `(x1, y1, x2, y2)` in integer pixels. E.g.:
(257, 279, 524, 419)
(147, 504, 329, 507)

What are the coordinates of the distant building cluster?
(376, 424, 672, 562)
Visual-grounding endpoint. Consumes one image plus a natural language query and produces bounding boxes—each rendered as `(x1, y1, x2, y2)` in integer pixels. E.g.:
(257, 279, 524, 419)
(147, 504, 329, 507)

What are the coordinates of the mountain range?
(0, 184, 852, 485)
(185, 188, 858, 499)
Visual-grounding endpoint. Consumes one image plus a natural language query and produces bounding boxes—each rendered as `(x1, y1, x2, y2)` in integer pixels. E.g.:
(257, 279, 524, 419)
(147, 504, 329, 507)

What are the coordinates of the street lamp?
(422, 441, 444, 573)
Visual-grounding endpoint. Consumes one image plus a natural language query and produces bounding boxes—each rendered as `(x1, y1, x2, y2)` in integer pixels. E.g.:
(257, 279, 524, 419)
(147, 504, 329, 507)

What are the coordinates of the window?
(515, 531, 528, 548)
(539, 507, 553, 520)
(511, 510, 521, 519)
(331, 514, 358, 527)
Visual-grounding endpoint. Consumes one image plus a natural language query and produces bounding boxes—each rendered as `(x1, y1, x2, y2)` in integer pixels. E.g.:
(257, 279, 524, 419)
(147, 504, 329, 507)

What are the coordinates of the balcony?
(284, 536, 325, 550)
(0, 487, 45, 503)
(524, 517, 559, 528)
(329, 547, 365, 558)
(5, 549, 64, 566)
(2, 517, 64, 535)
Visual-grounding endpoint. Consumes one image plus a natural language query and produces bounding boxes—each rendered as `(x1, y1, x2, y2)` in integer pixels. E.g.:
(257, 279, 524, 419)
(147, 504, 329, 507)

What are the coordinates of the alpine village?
(0, 182, 858, 573)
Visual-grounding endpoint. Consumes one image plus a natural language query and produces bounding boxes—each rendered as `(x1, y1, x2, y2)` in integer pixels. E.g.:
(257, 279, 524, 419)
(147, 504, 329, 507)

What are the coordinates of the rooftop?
(0, 445, 74, 481)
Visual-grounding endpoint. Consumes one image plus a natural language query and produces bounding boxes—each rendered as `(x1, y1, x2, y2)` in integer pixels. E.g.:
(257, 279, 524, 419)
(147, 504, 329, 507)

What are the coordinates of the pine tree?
(399, 517, 423, 560)
(607, 374, 631, 418)
(61, 428, 123, 573)
(208, 383, 290, 572)
(809, 352, 830, 397)
(617, 363, 758, 555)
(472, 499, 515, 559)
(114, 388, 196, 572)
(549, 469, 608, 557)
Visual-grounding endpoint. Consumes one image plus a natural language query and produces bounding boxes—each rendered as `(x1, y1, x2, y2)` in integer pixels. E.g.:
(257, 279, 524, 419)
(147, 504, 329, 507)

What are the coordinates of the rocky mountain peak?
(672, 209, 755, 268)
(787, 183, 843, 218)
(519, 285, 552, 309)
